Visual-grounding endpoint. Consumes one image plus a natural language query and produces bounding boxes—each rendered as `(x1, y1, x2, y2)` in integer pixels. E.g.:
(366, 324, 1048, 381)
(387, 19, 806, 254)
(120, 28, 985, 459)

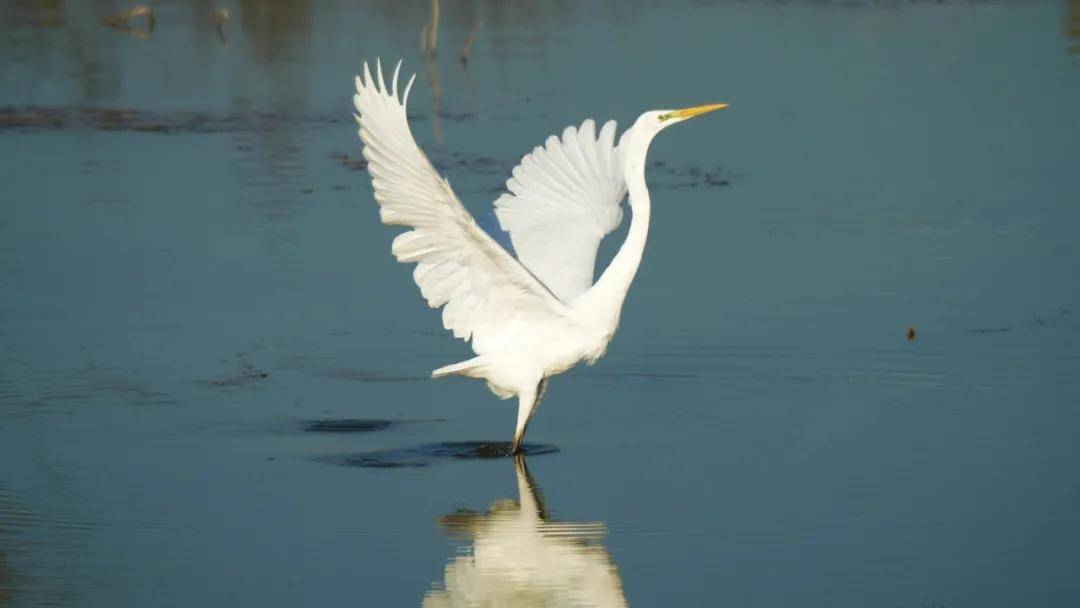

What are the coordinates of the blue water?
(1, 1, 1079, 606)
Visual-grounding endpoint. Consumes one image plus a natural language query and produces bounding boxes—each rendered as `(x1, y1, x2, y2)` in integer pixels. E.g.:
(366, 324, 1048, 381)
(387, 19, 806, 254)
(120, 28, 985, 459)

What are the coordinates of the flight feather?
(493, 119, 629, 301)
(353, 60, 566, 353)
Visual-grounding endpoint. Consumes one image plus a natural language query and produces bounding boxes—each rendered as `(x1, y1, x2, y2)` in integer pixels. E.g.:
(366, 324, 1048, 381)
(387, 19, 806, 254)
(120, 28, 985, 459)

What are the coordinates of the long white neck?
(578, 131, 653, 327)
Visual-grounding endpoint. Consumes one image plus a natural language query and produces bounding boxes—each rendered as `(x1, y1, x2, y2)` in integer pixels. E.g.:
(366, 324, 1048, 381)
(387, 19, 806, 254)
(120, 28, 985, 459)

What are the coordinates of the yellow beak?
(662, 103, 730, 122)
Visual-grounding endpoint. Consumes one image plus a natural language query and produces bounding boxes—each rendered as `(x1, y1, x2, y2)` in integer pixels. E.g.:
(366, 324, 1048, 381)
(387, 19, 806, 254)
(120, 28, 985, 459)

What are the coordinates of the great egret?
(423, 457, 627, 607)
(353, 59, 727, 453)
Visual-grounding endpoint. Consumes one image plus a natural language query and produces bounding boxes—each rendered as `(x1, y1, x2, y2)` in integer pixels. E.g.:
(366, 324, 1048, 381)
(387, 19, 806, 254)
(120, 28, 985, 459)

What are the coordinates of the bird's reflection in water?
(423, 457, 627, 608)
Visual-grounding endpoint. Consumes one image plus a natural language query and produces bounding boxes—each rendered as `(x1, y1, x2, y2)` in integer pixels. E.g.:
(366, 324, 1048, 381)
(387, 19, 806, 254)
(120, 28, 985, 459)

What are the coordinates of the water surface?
(1, 1, 1079, 606)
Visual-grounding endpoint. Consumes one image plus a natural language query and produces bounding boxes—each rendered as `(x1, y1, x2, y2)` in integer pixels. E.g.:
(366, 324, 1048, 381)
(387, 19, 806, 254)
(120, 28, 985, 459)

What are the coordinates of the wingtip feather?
(403, 73, 417, 107)
(362, 61, 373, 90)
(392, 59, 403, 99)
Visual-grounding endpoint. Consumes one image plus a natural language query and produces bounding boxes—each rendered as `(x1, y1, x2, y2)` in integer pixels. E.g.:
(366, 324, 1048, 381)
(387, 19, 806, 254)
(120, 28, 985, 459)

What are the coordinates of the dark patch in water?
(965, 327, 1012, 334)
(331, 152, 368, 171)
(590, 369, 698, 379)
(0, 105, 348, 134)
(438, 111, 474, 123)
(2, 364, 174, 413)
(301, 418, 449, 434)
(2, 107, 737, 193)
(647, 160, 734, 190)
(304, 419, 394, 433)
(199, 371, 268, 388)
(321, 369, 426, 383)
(221, 417, 442, 438)
(199, 358, 269, 389)
(319, 441, 558, 468)
(431, 152, 509, 176)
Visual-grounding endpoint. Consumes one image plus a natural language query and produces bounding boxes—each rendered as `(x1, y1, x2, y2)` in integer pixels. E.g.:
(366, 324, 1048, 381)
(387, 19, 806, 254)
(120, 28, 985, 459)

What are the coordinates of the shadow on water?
(318, 442, 557, 469)
(424, 457, 626, 607)
(301, 418, 444, 433)
(305, 418, 397, 433)
(213, 417, 446, 439)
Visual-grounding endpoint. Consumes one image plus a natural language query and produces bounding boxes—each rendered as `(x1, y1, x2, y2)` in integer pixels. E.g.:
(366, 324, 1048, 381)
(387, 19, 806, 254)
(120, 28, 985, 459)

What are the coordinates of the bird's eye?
(658, 112, 670, 122)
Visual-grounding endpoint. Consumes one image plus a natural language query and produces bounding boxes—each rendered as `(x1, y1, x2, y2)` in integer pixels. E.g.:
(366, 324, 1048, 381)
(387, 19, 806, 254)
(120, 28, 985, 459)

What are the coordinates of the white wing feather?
(354, 60, 566, 353)
(493, 119, 629, 301)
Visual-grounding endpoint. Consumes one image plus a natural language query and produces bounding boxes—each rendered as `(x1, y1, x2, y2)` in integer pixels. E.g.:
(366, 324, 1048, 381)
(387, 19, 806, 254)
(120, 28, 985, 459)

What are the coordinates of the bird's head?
(623, 103, 729, 165)
(636, 103, 729, 136)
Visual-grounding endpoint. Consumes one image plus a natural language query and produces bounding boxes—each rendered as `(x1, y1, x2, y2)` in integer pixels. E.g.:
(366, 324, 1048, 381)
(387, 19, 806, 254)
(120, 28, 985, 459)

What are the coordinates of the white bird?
(353, 59, 727, 453)
(423, 457, 627, 607)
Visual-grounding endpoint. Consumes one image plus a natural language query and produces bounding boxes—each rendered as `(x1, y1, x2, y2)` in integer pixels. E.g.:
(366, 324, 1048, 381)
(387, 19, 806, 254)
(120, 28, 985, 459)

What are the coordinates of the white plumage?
(493, 119, 628, 301)
(354, 59, 727, 452)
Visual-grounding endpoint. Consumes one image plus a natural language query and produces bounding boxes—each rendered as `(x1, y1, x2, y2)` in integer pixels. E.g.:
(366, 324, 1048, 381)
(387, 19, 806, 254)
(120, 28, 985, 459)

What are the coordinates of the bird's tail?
(431, 356, 486, 379)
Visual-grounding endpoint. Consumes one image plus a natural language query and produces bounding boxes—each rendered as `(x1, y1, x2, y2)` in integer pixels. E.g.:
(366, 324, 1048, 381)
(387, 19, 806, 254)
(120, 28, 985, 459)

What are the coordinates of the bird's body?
(353, 59, 726, 452)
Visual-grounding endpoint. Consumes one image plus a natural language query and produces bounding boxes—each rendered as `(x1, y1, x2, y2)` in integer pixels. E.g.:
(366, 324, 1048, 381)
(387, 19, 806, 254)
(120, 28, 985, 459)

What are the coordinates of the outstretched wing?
(354, 60, 566, 353)
(493, 119, 629, 301)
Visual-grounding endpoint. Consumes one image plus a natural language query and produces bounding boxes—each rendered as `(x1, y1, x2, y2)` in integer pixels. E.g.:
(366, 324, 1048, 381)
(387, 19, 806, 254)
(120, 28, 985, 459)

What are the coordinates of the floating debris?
(460, 22, 482, 66)
(103, 4, 156, 39)
(213, 7, 229, 46)
(907, 326, 917, 341)
(104, 4, 155, 28)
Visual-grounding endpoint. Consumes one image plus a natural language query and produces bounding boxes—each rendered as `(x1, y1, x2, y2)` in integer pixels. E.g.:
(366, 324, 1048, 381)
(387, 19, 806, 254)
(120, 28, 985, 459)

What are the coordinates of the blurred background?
(1, 1, 1078, 606)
